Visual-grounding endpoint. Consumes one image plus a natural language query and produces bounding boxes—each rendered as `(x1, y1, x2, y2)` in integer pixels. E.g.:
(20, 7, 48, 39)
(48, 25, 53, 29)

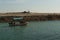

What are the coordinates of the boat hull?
(9, 22, 27, 26)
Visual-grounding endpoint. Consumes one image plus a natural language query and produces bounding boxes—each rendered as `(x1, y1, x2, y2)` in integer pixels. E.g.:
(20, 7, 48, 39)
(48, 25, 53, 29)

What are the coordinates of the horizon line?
(0, 11, 60, 13)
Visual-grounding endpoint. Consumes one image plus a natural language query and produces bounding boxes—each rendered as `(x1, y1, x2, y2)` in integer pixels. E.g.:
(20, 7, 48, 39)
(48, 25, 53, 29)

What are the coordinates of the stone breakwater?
(0, 12, 60, 22)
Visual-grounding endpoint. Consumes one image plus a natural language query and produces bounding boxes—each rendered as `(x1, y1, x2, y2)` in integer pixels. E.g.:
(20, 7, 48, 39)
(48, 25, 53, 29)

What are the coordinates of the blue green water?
(0, 21, 60, 40)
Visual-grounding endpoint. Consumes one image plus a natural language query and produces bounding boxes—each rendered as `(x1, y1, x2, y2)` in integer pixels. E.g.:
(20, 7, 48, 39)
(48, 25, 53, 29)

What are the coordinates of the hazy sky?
(0, 0, 60, 13)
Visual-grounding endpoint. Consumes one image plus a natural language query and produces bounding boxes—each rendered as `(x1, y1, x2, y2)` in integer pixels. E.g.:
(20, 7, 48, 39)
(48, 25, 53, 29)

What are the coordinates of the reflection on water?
(0, 21, 60, 40)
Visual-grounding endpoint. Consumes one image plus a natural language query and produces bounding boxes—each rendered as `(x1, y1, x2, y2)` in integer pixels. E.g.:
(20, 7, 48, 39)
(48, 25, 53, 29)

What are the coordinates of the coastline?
(0, 12, 60, 22)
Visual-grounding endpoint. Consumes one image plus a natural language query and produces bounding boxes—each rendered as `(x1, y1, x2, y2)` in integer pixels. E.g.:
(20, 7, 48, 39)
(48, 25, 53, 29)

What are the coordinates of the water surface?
(0, 21, 60, 40)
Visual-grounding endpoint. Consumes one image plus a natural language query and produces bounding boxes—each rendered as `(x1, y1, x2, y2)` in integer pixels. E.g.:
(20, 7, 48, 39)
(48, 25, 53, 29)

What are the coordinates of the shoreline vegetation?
(0, 11, 60, 22)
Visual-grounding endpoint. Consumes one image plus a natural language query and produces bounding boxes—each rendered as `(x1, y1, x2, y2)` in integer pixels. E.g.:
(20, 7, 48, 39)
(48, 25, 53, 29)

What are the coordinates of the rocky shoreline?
(0, 12, 60, 22)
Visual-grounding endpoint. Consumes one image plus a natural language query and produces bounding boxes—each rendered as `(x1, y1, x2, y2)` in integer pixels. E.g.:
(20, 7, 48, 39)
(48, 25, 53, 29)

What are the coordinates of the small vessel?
(9, 17, 28, 26)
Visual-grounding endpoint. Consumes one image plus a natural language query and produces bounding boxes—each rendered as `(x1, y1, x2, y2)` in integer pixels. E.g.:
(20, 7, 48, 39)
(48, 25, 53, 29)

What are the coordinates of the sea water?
(0, 21, 60, 40)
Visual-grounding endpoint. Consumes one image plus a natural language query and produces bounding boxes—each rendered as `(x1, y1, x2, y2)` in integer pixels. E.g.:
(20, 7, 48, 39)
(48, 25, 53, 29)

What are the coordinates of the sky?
(0, 0, 60, 13)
